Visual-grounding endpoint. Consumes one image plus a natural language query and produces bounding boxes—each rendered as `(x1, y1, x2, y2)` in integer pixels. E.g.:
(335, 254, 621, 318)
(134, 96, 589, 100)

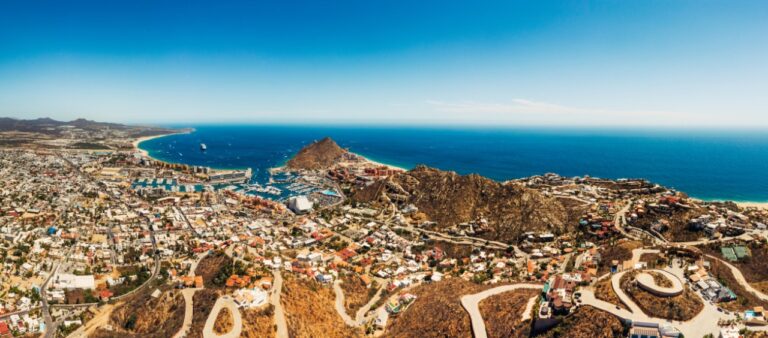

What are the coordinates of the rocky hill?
(286, 137, 348, 170)
(354, 165, 582, 242)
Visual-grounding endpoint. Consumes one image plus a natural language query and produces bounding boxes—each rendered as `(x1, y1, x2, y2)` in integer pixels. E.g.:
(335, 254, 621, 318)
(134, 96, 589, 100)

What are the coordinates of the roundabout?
(634, 269, 684, 297)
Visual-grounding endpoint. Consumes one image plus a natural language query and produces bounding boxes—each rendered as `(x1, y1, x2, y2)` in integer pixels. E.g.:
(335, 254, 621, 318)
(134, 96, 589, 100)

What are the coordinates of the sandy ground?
(737, 202, 768, 210)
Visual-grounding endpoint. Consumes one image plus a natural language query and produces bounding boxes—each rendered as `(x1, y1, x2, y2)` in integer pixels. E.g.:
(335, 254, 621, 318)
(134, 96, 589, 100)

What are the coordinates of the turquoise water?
(138, 125, 768, 202)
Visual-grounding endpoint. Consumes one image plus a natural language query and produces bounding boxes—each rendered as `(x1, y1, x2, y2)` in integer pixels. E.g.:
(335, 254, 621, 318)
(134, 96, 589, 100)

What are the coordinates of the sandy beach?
(358, 156, 409, 172)
(736, 202, 768, 210)
(132, 130, 191, 157)
(270, 154, 409, 174)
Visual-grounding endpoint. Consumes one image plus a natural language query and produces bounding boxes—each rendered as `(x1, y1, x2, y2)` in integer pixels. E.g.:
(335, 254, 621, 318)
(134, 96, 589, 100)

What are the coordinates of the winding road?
(202, 296, 243, 338)
(172, 288, 200, 338)
(332, 280, 385, 327)
(459, 283, 543, 338)
(580, 261, 737, 338)
(271, 270, 289, 338)
(704, 254, 768, 302)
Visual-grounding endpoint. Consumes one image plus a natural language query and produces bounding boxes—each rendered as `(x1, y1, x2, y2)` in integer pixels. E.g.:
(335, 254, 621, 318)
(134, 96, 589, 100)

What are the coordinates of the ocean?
(138, 125, 768, 202)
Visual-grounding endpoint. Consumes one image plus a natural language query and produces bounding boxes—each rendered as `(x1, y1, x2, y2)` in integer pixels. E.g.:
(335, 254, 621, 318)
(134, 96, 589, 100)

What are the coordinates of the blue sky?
(1, 0, 766, 127)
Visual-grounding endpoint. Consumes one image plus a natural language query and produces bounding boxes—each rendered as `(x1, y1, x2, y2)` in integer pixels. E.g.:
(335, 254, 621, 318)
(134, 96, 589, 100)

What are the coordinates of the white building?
(287, 196, 313, 214)
(52, 273, 95, 290)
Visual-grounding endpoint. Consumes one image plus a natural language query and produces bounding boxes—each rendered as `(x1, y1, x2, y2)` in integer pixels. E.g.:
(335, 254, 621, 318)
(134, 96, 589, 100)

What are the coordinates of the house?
(226, 275, 252, 288)
(629, 322, 674, 338)
(98, 289, 114, 301)
(232, 288, 268, 308)
(316, 274, 333, 283)
(0, 322, 10, 338)
(546, 275, 576, 314)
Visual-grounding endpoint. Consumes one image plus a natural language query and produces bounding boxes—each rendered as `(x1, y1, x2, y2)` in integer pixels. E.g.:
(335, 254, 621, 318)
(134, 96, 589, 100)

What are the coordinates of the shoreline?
(268, 155, 408, 175)
(735, 202, 768, 210)
(132, 130, 192, 157)
(352, 153, 409, 172)
(131, 132, 767, 205)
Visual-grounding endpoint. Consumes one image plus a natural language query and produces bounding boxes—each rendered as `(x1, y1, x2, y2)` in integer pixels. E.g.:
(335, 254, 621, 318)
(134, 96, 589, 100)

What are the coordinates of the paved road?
(613, 201, 666, 245)
(41, 257, 65, 338)
(675, 232, 759, 247)
(202, 296, 243, 338)
(332, 280, 385, 327)
(704, 254, 768, 302)
(0, 308, 41, 320)
(175, 205, 203, 238)
(635, 270, 683, 296)
(394, 225, 527, 258)
(172, 288, 201, 338)
(271, 270, 289, 338)
(628, 248, 660, 266)
(520, 295, 539, 322)
(581, 264, 737, 338)
(333, 280, 357, 326)
(459, 283, 543, 338)
(66, 304, 116, 338)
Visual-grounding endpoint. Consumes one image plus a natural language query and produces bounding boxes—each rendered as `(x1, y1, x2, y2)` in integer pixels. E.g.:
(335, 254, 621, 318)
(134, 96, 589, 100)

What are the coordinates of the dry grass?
(539, 306, 624, 338)
(92, 289, 185, 338)
(593, 277, 626, 310)
(708, 259, 768, 312)
(478, 289, 538, 338)
(241, 305, 276, 338)
(384, 278, 505, 338)
(188, 289, 222, 338)
(647, 271, 673, 288)
(340, 275, 377, 315)
(632, 206, 706, 242)
(702, 241, 768, 284)
(639, 252, 665, 267)
(213, 307, 234, 335)
(194, 251, 233, 288)
(746, 330, 768, 338)
(598, 240, 643, 275)
(281, 276, 361, 338)
(620, 271, 703, 321)
(752, 281, 768, 295)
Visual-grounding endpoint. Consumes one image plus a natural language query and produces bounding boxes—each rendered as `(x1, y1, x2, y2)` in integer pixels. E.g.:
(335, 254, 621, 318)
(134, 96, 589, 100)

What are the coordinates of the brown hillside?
(384, 278, 505, 338)
(356, 165, 582, 242)
(286, 137, 347, 170)
(478, 289, 538, 338)
(281, 276, 361, 338)
(538, 306, 624, 338)
(92, 289, 185, 338)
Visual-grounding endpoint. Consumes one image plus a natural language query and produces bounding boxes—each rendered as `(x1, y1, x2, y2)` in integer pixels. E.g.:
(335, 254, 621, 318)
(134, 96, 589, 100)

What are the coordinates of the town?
(1, 121, 768, 338)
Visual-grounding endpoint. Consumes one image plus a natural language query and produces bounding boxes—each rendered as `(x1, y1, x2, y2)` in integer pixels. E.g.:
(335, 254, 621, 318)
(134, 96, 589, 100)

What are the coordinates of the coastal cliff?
(286, 137, 348, 170)
(354, 165, 582, 242)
